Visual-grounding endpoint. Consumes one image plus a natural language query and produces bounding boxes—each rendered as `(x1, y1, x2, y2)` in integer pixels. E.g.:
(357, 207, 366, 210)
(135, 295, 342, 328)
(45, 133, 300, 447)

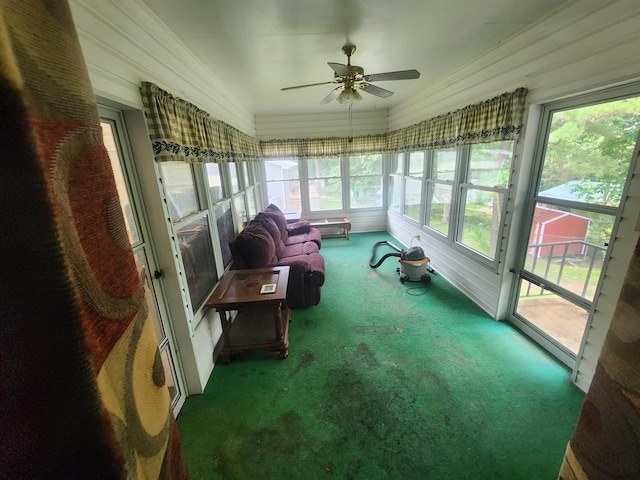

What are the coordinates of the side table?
(206, 266, 291, 363)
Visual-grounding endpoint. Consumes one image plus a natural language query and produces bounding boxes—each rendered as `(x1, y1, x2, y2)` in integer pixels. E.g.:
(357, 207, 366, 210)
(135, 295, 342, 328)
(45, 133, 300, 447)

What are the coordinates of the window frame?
(307, 157, 344, 213)
(263, 158, 302, 213)
(388, 153, 404, 214)
(453, 142, 515, 266)
(402, 151, 426, 225)
(424, 147, 458, 239)
(348, 154, 384, 210)
(416, 141, 518, 270)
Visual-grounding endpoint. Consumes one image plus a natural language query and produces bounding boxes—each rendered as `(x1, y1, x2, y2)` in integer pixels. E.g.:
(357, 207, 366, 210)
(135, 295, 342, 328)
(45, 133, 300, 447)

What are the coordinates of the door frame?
(508, 83, 640, 369)
(99, 105, 188, 415)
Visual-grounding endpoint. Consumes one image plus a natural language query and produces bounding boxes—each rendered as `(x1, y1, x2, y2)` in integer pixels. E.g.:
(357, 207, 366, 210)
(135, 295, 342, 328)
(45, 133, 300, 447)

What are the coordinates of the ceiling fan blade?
(328, 62, 351, 76)
(364, 69, 421, 82)
(360, 83, 394, 98)
(319, 87, 342, 104)
(281, 81, 335, 91)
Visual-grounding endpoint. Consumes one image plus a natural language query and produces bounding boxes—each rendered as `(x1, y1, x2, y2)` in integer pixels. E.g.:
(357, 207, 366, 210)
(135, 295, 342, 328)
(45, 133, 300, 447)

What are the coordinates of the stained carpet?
(177, 232, 584, 479)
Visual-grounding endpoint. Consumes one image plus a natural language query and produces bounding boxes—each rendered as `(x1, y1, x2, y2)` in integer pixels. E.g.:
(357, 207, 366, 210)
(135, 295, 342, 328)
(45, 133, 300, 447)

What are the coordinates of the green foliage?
(542, 98, 640, 206)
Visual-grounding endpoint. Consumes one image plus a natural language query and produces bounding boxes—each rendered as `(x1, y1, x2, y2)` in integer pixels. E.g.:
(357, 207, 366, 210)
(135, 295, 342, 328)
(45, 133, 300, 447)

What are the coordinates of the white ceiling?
(142, 0, 565, 117)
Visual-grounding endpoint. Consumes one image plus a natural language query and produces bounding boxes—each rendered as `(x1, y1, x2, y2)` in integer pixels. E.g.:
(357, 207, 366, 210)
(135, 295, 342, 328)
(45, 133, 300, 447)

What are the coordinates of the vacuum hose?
(369, 240, 403, 268)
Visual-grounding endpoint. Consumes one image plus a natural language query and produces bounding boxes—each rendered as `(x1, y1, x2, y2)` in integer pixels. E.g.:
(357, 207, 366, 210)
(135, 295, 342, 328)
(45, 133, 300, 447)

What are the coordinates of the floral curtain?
(141, 82, 261, 163)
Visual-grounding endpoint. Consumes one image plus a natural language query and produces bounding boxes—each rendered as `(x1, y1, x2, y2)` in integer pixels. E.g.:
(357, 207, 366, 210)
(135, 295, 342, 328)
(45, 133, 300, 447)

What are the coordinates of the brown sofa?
(229, 204, 325, 308)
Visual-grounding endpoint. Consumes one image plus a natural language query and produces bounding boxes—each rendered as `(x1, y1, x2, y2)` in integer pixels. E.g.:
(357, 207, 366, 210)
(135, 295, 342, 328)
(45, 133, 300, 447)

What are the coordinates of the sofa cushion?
(253, 212, 285, 258)
(287, 220, 311, 236)
(284, 227, 322, 248)
(282, 241, 319, 259)
(264, 204, 288, 241)
(231, 222, 276, 268)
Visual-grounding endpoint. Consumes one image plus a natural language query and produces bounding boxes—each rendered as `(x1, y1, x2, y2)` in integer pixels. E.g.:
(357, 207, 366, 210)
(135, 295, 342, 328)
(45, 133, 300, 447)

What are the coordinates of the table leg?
(219, 310, 232, 346)
(274, 302, 283, 341)
(218, 310, 233, 363)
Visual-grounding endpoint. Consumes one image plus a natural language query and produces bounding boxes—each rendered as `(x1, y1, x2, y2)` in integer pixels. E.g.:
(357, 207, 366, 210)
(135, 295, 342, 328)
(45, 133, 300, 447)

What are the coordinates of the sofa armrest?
(276, 253, 325, 308)
(278, 254, 324, 285)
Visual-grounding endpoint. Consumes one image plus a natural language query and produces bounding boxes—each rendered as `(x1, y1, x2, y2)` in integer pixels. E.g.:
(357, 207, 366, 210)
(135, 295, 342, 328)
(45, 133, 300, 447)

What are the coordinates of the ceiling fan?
(281, 44, 420, 105)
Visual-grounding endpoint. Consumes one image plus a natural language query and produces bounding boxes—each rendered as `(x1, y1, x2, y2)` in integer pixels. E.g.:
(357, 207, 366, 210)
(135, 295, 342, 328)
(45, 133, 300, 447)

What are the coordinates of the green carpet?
(177, 232, 585, 479)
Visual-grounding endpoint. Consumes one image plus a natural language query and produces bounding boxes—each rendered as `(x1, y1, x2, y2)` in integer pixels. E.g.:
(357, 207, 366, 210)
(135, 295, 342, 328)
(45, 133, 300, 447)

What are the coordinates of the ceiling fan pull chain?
(348, 104, 354, 143)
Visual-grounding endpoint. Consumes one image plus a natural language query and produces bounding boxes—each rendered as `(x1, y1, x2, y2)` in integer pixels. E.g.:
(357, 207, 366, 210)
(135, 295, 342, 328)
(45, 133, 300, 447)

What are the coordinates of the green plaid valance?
(141, 82, 527, 163)
(259, 133, 388, 161)
(261, 88, 528, 160)
(140, 82, 261, 163)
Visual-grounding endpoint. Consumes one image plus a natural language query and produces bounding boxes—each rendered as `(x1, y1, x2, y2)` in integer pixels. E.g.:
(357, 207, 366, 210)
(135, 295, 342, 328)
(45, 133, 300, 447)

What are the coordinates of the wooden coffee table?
(206, 266, 291, 363)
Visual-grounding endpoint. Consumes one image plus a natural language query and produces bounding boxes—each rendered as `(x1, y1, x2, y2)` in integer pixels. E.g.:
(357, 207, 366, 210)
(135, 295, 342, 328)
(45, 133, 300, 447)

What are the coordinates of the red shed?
(528, 206, 591, 258)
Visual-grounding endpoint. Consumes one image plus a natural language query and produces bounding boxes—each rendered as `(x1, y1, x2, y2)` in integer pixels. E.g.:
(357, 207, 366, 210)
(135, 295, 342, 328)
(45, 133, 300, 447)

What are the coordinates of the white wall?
(388, 0, 640, 129)
(256, 109, 388, 140)
(69, 0, 255, 135)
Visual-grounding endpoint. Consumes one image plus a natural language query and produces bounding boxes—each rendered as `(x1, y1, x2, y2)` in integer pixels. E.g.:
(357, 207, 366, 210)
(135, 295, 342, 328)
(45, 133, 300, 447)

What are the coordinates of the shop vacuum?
(369, 240, 433, 284)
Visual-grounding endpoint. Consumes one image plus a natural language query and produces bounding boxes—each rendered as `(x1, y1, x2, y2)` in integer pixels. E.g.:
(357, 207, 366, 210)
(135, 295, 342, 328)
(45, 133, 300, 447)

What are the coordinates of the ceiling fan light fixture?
(281, 43, 419, 106)
(336, 87, 362, 105)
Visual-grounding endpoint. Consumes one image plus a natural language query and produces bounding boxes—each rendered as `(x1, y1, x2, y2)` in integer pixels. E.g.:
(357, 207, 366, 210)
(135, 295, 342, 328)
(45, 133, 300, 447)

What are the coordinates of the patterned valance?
(456, 87, 528, 144)
(141, 82, 527, 163)
(261, 87, 528, 160)
(259, 133, 388, 160)
(140, 82, 261, 163)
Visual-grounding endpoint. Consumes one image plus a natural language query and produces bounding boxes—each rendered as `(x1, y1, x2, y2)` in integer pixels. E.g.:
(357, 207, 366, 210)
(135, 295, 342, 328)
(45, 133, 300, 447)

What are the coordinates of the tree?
(542, 98, 640, 206)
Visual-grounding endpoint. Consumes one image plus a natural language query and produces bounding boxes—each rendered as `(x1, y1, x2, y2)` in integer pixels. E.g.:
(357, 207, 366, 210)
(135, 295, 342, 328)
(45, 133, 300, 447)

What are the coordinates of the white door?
(510, 90, 640, 366)
(100, 106, 187, 415)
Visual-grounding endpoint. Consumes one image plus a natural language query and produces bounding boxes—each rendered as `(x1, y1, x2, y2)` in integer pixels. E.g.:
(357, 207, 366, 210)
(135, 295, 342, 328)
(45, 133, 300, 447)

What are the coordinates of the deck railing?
(523, 240, 607, 300)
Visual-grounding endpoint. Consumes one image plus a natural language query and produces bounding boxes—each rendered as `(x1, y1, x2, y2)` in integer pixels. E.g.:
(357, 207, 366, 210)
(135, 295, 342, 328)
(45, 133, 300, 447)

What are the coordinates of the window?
(308, 157, 342, 211)
(426, 148, 457, 236)
(206, 163, 224, 203)
(160, 162, 199, 221)
(228, 162, 240, 194)
(101, 122, 140, 244)
(214, 199, 235, 269)
(265, 159, 301, 211)
(176, 215, 218, 310)
(457, 141, 513, 259)
(246, 185, 257, 220)
(403, 152, 424, 222)
(233, 193, 248, 229)
(388, 154, 403, 213)
(160, 161, 219, 311)
(239, 162, 250, 190)
(349, 154, 383, 209)
(392, 142, 516, 267)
